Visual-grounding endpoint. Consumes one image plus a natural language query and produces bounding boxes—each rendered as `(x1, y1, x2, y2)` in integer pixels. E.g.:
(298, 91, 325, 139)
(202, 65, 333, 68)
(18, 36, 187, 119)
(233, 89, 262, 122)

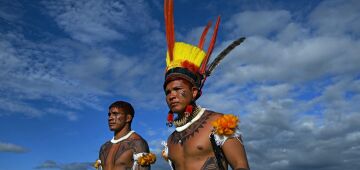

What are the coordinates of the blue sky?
(1, 0, 359, 170)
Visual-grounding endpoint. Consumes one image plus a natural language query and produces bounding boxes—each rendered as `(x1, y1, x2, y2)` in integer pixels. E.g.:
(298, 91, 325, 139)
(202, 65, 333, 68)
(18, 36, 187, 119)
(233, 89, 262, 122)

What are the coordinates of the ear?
(126, 114, 133, 123)
(191, 87, 199, 99)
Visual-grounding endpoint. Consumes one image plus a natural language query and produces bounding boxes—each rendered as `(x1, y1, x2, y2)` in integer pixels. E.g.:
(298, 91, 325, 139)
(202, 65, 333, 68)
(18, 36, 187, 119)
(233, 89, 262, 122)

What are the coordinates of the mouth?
(170, 102, 179, 107)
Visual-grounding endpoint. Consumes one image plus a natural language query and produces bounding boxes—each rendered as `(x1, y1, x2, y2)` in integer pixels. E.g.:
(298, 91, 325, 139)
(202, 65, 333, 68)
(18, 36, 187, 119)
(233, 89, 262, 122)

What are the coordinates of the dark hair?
(109, 101, 135, 118)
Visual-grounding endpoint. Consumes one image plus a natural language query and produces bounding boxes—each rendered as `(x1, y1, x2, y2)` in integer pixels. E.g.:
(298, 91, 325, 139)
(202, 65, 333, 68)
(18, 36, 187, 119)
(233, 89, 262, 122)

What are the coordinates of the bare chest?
(168, 112, 217, 165)
(169, 126, 213, 157)
(102, 142, 134, 169)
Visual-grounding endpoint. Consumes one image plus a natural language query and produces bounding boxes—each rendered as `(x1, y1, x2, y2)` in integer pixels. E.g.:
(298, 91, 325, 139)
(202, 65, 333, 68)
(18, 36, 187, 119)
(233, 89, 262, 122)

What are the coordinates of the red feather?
(185, 105, 193, 114)
(167, 111, 173, 122)
(164, 0, 175, 61)
(200, 16, 221, 74)
(198, 21, 212, 50)
(181, 60, 200, 73)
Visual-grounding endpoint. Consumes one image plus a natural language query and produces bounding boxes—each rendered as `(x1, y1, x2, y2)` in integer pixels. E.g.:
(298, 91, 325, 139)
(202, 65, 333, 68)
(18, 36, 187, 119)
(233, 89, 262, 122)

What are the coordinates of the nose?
(108, 114, 113, 121)
(168, 91, 177, 101)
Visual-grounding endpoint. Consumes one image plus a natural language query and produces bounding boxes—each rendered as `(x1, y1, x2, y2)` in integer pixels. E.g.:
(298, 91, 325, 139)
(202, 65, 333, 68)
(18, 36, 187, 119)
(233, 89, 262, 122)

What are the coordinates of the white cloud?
(42, 0, 159, 44)
(217, 35, 358, 85)
(276, 22, 309, 44)
(0, 22, 165, 119)
(35, 160, 93, 170)
(224, 10, 291, 37)
(35, 160, 58, 169)
(199, 61, 360, 170)
(192, 1, 360, 169)
(346, 132, 360, 142)
(0, 0, 23, 22)
(309, 0, 360, 36)
(198, 70, 360, 170)
(0, 32, 112, 118)
(255, 84, 292, 99)
(0, 98, 43, 117)
(0, 141, 29, 153)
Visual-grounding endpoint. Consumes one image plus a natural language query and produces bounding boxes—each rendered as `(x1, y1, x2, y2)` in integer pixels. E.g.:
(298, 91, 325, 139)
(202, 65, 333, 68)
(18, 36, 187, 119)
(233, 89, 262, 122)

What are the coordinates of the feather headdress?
(163, 0, 245, 99)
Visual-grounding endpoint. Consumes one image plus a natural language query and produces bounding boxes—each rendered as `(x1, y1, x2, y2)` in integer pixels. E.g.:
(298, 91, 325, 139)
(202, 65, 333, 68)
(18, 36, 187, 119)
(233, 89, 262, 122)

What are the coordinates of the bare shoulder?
(99, 141, 111, 160)
(128, 132, 150, 153)
(167, 130, 176, 143)
(130, 132, 143, 140)
(205, 110, 224, 122)
(100, 141, 111, 152)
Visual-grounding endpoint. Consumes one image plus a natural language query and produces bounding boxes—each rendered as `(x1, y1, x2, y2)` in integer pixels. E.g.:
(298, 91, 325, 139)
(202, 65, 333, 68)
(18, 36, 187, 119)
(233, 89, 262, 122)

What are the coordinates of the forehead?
(109, 107, 126, 113)
(165, 79, 192, 89)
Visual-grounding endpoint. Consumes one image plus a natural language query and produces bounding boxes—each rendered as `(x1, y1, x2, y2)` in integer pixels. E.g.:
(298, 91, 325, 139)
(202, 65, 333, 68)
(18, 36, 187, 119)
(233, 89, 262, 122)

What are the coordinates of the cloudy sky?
(0, 0, 359, 169)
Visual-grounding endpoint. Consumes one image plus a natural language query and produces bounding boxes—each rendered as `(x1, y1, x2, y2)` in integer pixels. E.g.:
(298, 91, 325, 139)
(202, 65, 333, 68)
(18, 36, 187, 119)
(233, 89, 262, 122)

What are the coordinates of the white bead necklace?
(175, 108, 206, 132)
(111, 130, 135, 144)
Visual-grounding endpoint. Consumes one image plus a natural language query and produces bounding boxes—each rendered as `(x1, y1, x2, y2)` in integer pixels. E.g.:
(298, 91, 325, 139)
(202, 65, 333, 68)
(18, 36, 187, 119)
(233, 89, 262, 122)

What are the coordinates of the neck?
(175, 112, 185, 119)
(176, 103, 196, 118)
(174, 105, 201, 127)
(114, 125, 131, 140)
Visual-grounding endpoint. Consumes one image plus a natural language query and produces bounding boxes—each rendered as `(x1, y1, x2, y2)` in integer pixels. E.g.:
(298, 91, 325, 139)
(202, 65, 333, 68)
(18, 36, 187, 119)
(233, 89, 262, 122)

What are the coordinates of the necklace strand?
(111, 130, 135, 144)
(175, 107, 205, 132)
(174, 106, 201, 127)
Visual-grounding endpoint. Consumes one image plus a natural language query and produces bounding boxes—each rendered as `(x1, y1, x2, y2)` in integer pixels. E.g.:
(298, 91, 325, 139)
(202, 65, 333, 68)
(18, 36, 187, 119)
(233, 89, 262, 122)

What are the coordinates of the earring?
(184, 105, 193, 118)
(166, 111, 173, 127)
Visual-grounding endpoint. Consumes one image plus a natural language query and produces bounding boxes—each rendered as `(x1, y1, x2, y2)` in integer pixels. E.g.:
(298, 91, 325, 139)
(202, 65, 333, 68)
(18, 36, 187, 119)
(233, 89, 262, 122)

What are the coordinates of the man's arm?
(132, 138, 151, 170)
(221, 137, 250, 170)
(98, 142, 110, 167)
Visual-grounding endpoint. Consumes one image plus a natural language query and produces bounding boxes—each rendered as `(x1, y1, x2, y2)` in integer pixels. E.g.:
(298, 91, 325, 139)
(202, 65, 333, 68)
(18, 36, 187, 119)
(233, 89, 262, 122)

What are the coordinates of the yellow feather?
(166, 42, 206, 71)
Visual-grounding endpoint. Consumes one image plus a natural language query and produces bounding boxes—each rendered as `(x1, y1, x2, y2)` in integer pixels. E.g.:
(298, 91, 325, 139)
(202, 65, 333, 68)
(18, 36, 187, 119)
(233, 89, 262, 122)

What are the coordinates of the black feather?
(206, 37, 246, 76)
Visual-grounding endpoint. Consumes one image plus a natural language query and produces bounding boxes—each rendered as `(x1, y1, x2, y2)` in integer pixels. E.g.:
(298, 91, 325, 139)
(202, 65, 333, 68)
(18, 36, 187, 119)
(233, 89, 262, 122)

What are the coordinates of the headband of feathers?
(163, 0, 245, 97)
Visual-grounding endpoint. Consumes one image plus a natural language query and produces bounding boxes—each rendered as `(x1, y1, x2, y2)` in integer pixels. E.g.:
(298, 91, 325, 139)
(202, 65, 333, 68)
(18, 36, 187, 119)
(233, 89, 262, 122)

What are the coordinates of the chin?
(109, 126, 117, 131)
(171, 107, 184, 114)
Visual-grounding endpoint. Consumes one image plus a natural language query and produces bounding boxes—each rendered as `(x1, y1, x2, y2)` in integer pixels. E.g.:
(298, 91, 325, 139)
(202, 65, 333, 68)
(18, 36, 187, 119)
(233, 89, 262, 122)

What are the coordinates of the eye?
(108, 112, 111, 117)
(165, 90, 171, 95)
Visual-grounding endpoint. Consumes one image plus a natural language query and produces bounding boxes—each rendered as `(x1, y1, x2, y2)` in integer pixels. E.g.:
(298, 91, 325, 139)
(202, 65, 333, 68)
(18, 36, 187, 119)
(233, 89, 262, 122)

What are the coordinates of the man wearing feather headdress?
(161, 0, 249, 170)
(94, 101, 155, 170)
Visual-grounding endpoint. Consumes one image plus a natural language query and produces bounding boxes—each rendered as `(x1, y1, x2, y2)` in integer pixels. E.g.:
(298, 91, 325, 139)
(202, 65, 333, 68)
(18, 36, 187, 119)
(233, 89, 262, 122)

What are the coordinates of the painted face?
(108, 107, 129, 132)
(165, 79, 198, 114)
